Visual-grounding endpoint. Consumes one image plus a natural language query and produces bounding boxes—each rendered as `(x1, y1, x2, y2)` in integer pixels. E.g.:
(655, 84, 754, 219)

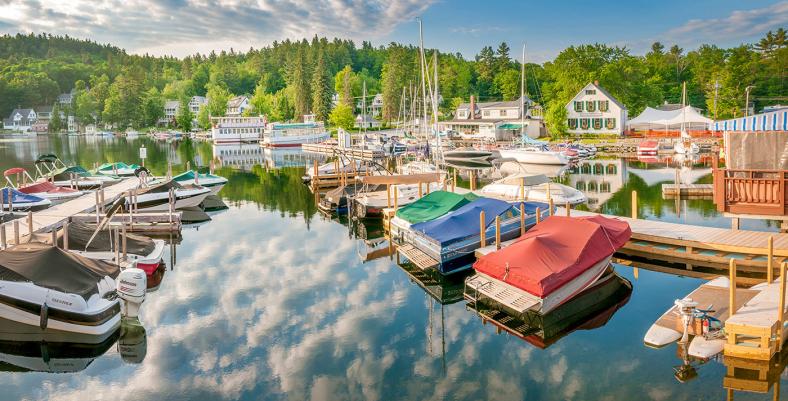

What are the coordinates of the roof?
(396, 191, 478, 224)
(627, 106, 713, 129)
(473, 215, 631, 298)
(34, 105, 53, 114)
(164, 100, 180, 109)
(227, 96, 248, 108)
(573, 82, 626, 110)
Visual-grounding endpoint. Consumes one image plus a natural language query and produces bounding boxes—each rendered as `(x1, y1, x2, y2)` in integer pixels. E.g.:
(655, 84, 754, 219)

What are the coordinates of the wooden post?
(7, 189, 12, 212)
(122, 223, 127, 260)
(313, 160, 319, 185)
(186, 161, 191, 171)
(387, 185, 391, 209)
(729, 259, 737, 323)
(520, 178, 525, 200)
(100, 188, 105, 213)
(470, 170, 475, 191)
(535, 207, 541, 225)
(51, 228, 57, 247)
(675, 168, 680, 188)
(13, 220, 19, 246)
(27, 211, 33, 239)
(0, 223, 5, 249)
(418, 182, 423, 198)
(495, 216, 501, 250)
(95, 190, 101, 225)
(63, 220, 69, 250)
(393, 187, 398, 211)
(114, 228, 120, 267)
(452, 169, 457, 192)
(631, 190, 638, 219)
(768, 236, 774, 282)
(519, 203, 525, 236)
(777, 262, 786, 352)
(565, 201, 571, 217)
(548, 199, 554, 216)
(479, 211, 486, 248)
(425, 182, 430, 195)
(168, 188, 174, 224)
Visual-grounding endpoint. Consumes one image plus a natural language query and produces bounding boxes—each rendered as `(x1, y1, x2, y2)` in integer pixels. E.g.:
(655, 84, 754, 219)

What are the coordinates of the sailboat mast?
(418, 18, 428, 137)
(433, 51, 441, 169)
(520, 43, 526, 138)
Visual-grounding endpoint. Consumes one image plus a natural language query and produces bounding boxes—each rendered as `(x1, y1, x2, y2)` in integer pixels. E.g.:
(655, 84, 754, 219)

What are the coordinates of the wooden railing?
(713, 169, 788, 216)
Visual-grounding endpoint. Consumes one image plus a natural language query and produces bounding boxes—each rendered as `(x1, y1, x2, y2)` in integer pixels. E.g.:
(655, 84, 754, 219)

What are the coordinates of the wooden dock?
(396, 244, 438, 270)
(661, 183, 714, 198)
(302, 143, 385, 161)
(70, 211, 182, 233)
(0, 177, 142, 246)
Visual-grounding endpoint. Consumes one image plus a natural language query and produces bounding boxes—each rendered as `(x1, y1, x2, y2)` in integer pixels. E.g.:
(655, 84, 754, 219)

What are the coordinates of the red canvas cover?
(473, 215, 631, 298)
(19, 181, 76, 194)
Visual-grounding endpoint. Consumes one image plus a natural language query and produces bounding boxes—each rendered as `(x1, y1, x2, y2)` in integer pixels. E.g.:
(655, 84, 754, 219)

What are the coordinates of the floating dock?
(661, 183, 714, 198)
(70, 211, 182, 233)
(302, 143, 384, 161)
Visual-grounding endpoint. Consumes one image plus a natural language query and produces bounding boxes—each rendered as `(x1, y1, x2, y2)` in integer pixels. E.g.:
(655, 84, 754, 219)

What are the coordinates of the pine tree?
(288, 47, 310, 119)
(311, 52, 332, 122)
(495, 42, 511, 73)
(176, 97, 193, 131)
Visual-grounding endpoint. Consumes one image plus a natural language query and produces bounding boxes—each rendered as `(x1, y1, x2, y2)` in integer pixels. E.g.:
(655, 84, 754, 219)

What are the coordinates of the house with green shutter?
(565, 81, 627, 136)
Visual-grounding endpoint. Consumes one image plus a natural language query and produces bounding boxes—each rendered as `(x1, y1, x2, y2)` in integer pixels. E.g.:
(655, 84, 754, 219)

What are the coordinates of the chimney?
(469, 95, 475, 120)
(593, 80, 599, 86)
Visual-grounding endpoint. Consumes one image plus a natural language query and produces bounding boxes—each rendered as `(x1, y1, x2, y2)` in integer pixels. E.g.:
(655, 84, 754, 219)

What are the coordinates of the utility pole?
(745, 85, 756, 117)
(713, 79, 720, 120)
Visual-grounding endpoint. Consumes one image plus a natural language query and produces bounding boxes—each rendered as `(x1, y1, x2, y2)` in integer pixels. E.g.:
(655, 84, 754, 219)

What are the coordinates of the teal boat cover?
(172, 170, 223, 182)
(396, 191, 478, 224)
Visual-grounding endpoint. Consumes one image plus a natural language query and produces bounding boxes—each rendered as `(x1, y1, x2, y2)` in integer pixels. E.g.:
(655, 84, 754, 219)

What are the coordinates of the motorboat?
(128, 180, 211, 211)
(466, 269, 632, 349)
(397, 161, 439, 175)
(497, 146, 569, 165)
(389, 190, 478, 243)
(95, 162, 140, 177)
(170, 170, 228, 195)
(466, 215, 631, 314)
(443, 148, 493, 162)
(318, 183, 382, 215)
(303, 159, 373, 183)
(353, 181, 443, 219)
(4, 168, 83, 201)
(481, 173, 586, 205)
(643, 277, 767, 359)
(1, 187, 51, 211)
(33, 154, 122, 189)
(0, 242, 146, 338)
(53, 221, 166, 276)
(637, 140, 659, 156)
(0, 325, 119, 372)
(406, 198, 551, 275)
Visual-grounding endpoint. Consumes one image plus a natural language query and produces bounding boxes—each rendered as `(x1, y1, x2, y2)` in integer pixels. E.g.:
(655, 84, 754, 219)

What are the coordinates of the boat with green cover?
(389, 191, 478, 243)
(171, 171, 228, 195)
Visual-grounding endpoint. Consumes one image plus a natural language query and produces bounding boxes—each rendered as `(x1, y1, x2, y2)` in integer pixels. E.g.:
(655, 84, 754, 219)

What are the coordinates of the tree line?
(0, 29, 785, 135)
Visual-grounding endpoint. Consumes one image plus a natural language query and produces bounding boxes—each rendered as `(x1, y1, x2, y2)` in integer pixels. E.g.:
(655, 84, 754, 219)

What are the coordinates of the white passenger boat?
(262, 122, 330, 148)
(480, 173, 586, 205)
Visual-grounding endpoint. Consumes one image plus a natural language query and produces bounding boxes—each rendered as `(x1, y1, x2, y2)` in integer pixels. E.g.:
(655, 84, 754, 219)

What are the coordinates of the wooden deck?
(654, 284, 759, 338)
(302, 143, 385, 161)
(396, 244, 438, 270)
(661, 183, 713, 197)
(70, 211, 182, 233)
(1, 177, 141, 246)
(465, 273, 539, 314)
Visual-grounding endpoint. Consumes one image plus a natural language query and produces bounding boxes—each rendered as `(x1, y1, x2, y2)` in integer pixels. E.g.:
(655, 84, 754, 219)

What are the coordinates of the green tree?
(495, 42, 511, 74)
(250, 79, 274, 116)
(205, 83, 231, 117)
(475, 46, 496, 96)
(141, 87, 164, 127)
(287, 47, 310, 119)
(381, 45, 413, 121)
(544, 102, 568, 139)
(334, 65, 356, 106)
(176, 97, 193, 131)
(49, 104, 63, 132)
(197, 106, 211, 130)
(493, 69, 520, 100)
(74, 90, 97, 127)
(328, 103, 354, 130)
(311, 52, 333, 122)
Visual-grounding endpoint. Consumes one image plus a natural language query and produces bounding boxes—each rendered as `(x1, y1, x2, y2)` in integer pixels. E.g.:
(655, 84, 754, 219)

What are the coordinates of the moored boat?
(262, 122, 330, 148)
(33, 155, 122, 190)
(637, 140, 659, 156)
(171, 170, 228, 195)
(481, 173, 586, 205)
(389, 190, 478, 243)
(1, 187, 51, 211)
(128, 180, 211, 211)
(95, 162, 140, 177)
(498, 146, 570, 165)
(466, 215, 631, 314)
(5, 167, 83, 201)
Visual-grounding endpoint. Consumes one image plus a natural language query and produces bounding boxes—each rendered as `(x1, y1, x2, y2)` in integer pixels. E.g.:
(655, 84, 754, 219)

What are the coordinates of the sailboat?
(674, 82, 700, 155)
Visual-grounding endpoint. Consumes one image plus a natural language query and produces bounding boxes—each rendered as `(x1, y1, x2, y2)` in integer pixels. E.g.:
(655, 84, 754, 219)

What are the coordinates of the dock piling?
(452, 169, 457, 192)
(565, 201, 571, 217)
(13, 220, 19, 246)
(393, 187, 398, 211)
(114, 228, 120, 267)
(63, 220, 69, 250)
(418, 182, 423, 198)
(387, 185, 391, 209)
(548, 199, 554, 216)
(51, 228, 56, 247)
(520, 179, 525, 200)
(480, 211, 486, 248)
(0, 223, 6, 249)
(535, 207, 541, 225)
(519, 203, 525, 236)
(729, 259, 737, 322)
(122, 223, 127, 260)
(631, 190, 638, 219)
(27, 211, 33, 240)
(95, 190, 100, 225)
(495, 216, 501, 250)
(778, 262, 787, 351)
(768, 236, 774, 282)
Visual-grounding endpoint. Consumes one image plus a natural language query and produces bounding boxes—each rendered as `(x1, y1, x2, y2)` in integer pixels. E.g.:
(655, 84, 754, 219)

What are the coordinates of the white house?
(226, 96, 250, 116)
(3, 108, 37, 132)
(355, 114, 381, 129)
(159, 100, 180, 125)
(442, 95, 536, 140)
(356, 93, 383, 117)
(565, 81, 627, 136)
(188, 96, 207, 114)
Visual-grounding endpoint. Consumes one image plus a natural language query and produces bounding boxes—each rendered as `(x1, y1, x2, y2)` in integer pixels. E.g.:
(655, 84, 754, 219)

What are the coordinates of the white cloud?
(0, 0, 437, 56)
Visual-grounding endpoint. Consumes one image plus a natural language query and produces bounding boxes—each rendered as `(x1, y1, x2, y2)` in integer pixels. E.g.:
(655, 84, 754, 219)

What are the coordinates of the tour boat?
(466, 215, 631, 314)
(637, 140, 659, 156)
(262, 122, 330, 148)
(129, 180, 212, 211)
(643, 277, 767, 359)
(4, 168, 83, 201)
(497, 146, 570, 165)
(55, 221, 166, 276)
(170, 170, 228, 195)
(389, 190, 479, 243)
(0, 242, 146, 338)
(1, 187, 52, 211)
(407, 198, 551, 275)
(95, 162, 140, 177)
(481, 173, 586, 205)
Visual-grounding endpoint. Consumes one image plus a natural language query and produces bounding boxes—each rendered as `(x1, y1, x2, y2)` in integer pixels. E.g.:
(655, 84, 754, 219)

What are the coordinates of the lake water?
(0, 135, 783, 400)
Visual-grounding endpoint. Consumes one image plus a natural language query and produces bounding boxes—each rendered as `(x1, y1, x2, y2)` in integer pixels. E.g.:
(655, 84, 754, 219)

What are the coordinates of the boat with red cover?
(465, 215, 631, 315)
(637, 140, 659, 156)
(4, 168, 83, 201)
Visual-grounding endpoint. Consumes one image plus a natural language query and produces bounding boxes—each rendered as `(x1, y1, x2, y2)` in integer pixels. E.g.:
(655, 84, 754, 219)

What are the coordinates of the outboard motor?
(116, 267, 146, 318)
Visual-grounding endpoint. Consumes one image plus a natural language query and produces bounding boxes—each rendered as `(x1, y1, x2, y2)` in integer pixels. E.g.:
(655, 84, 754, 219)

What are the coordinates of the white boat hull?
(498, 149, 569, 165)
(263, 132, 330, 147)
(481, 182, 586, 205)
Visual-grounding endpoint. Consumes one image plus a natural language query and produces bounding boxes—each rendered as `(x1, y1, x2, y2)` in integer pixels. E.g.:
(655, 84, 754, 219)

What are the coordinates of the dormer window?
(585, 90, 596, 95)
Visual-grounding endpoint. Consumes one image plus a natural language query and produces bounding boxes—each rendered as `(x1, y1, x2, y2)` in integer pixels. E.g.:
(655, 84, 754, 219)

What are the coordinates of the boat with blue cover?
(1, 187, 51, 211)
(407, 198, 551, 275)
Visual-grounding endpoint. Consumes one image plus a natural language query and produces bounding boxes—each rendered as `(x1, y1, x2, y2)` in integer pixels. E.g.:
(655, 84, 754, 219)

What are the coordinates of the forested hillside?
(0, 29, 784, 135)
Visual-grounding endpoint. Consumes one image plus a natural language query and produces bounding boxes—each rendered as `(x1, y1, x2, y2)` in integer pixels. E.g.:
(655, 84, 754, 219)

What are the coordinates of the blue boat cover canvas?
(509, 201, 552, 216)
(412, 197, 513, 246)
(1, 187, 45, 204)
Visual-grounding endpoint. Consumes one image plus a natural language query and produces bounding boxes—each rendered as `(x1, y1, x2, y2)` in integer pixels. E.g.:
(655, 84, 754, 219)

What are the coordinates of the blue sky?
(0, 0, 785, 62)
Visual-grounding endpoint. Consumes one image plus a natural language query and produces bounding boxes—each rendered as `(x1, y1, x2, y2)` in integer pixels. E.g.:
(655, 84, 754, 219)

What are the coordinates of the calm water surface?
(0, 135, 783, 400)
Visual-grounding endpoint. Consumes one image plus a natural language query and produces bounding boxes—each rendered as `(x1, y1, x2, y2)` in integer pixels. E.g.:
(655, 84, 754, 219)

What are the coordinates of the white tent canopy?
(627, 106, 713, 130)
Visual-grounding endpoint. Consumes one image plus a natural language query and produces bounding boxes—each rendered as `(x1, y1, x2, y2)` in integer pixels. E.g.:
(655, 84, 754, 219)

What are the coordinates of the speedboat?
(33, 154, 122, 190)
(129, 180, 212, 211)
(637, 140, 659, 156)
(466, 215, 631, 314)
(397, 161, 439, 175)
(95, 162, 140, 177)
(1, 187, 51, 211)
(497, 146, 569, 165)
(481, 173, 586, 205)
(54, 221, 166, 276)
(389, 190, 478, 243)
(4, 168, 83, 201)
(318, 183, 382, 215)
(0, 325, 120, 371)
(0, 242, 146, 338)
(406, 198, 550, 275)
(353, 181, 443, 219)
(170, 171, 228, 195)
(443, 148, 493, 162)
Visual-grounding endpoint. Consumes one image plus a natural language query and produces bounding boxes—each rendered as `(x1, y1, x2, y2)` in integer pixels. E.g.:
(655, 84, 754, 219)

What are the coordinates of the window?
(500, 109, 507, 117)
(585, 90, 596, 95)
(598, 100, 609, 112)
(483, 110, 490, 117)
(574, 101, 583, 112)
(568, 119, 578, 129)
